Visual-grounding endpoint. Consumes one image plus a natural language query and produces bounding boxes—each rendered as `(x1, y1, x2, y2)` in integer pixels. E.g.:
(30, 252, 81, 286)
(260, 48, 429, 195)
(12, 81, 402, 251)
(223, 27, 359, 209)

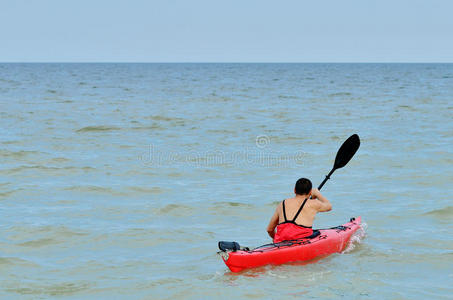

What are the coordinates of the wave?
(76, 124, 177, 132)
(63, 185, 121, 195)
(7, 225, 89, 238)
(206, 129, 237, 134)
(1, 165, 95, 175)
(6, 281, 91, 296)
(396, 104, 418, 112)
(156, 204, 194, 216)
(130, 124, 165, 130)
(145, 115, 185, 122)
(167, 172, 184, 177)
(423, 206, 453, 218)
(0, 257, 39, 267)
(0, 189, 18, 198)
(49, 157, 72, 163)
(278, 95, 298, 99)
(212, 201, 254, 208)
(208, 202, 255, 217)
(198, 96, 235, 102)
(0, 150, 44, 158)
(18, 238, 60, 247)
(128, 186, 163, 194)
(75, 126, 121, 132)
(329, 92, 352, 97)
(268, 200, 281, 206)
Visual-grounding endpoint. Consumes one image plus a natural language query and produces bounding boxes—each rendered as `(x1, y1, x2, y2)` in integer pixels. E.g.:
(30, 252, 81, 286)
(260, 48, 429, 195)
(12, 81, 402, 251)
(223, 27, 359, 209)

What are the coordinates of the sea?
(0, 63, 452, 299)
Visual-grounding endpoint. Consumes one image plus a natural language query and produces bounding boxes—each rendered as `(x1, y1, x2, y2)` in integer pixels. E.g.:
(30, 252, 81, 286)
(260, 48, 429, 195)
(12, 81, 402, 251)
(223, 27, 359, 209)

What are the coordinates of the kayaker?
(266, 178, 332, 243)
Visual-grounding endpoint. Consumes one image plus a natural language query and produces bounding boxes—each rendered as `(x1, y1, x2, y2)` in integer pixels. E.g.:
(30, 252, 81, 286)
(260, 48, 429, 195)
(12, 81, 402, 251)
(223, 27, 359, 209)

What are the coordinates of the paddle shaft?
(317, 168, 335, 191)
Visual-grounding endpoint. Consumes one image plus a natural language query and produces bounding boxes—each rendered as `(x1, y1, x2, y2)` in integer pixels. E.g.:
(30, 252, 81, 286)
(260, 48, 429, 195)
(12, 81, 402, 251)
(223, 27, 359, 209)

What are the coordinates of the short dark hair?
(295, 178, 312, 195)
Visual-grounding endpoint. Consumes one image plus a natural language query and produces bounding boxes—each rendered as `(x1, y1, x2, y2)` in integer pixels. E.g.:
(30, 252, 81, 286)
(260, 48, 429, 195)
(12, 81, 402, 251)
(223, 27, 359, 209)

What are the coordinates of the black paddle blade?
(333, 134, 360, 170)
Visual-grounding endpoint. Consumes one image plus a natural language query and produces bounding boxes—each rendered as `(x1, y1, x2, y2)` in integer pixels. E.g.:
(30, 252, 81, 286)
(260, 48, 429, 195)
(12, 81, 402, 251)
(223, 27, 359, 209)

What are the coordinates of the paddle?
(317, 134, 360, 191)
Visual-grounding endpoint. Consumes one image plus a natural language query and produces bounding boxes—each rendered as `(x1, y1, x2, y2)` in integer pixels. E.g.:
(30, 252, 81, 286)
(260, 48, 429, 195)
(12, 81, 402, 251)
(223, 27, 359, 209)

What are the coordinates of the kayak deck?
(219, 216, 362, 272)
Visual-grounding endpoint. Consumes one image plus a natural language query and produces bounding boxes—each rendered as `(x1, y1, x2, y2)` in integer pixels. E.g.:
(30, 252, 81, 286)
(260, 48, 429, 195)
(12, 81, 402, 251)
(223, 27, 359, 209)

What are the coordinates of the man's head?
(294, 178, 312, 195)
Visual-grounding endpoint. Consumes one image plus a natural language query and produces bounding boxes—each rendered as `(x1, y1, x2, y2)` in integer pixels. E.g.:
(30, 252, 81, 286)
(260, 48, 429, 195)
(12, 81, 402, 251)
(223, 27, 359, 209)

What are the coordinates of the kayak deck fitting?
(218, 216, 362, 272)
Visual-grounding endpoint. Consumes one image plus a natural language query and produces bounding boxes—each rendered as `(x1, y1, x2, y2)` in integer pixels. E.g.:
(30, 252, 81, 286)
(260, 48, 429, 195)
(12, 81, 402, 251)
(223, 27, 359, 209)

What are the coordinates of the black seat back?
(307, 230, 321, 239)
(218, 241, 240, 251)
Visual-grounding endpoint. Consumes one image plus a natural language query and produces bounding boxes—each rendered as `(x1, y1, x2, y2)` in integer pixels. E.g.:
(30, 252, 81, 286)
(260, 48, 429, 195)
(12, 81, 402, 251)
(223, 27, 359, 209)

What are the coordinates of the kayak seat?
(306, 230, 321, 239)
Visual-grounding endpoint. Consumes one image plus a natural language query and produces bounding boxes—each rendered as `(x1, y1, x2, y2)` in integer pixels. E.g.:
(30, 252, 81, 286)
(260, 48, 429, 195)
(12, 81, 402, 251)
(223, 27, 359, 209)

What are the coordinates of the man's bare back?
(267, 179, 332, 240)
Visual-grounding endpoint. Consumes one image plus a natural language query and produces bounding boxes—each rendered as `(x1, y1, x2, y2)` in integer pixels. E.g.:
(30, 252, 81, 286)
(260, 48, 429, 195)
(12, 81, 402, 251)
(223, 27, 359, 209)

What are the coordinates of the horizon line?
(1, 61, 453, 64)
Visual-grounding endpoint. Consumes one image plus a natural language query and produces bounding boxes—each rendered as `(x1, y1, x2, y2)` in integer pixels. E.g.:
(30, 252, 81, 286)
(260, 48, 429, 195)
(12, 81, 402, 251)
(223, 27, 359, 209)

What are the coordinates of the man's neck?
(295, 194, 309, 198)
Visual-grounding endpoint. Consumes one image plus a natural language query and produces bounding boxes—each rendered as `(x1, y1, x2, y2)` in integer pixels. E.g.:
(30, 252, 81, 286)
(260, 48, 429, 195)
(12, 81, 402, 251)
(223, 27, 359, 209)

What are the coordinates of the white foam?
(342, 222, 367, 253)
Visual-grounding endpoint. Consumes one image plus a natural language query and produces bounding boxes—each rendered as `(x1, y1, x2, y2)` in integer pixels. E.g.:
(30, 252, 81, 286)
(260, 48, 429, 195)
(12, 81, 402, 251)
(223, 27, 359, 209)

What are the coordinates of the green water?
(0, 63, 452, 299)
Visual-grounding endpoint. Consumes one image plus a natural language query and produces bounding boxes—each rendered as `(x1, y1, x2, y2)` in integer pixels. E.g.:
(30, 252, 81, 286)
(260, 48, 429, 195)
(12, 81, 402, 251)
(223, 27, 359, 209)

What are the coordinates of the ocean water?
(0, 63, 452, 299)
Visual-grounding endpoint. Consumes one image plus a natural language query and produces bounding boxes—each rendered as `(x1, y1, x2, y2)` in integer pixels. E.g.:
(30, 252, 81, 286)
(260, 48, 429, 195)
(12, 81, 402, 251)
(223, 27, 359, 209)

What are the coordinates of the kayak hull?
(221, 216, 361, 272)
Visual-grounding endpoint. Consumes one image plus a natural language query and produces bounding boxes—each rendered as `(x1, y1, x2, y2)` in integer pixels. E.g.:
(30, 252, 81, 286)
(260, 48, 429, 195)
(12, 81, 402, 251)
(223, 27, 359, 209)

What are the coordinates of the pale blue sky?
(1, 0, 452, 62)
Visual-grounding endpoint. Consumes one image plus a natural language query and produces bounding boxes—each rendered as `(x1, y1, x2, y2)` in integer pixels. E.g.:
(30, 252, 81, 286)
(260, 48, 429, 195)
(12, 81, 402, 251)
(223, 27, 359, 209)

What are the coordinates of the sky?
(1, 0, 452, 62)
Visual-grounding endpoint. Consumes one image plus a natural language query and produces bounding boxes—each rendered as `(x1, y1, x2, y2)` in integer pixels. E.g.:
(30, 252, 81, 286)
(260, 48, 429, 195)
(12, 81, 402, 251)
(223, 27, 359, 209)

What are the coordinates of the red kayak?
(219, 216, 362, 272)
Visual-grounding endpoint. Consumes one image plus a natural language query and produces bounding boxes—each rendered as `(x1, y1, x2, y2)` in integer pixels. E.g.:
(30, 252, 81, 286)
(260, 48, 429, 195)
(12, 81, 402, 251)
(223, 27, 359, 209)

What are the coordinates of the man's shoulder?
(307, 198, 322, 208)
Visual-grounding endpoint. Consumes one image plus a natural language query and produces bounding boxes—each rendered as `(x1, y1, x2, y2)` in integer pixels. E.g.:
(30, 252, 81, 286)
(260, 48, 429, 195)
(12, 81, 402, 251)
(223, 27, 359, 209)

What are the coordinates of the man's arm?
(266, 206, 280, 239)
(311, 188, 332, 212)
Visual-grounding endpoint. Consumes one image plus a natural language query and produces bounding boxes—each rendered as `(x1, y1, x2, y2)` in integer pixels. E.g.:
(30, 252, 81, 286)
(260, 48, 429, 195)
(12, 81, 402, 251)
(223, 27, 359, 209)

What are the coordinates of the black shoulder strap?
(292, 197, 309, 222)
(282, 199, 288, 222)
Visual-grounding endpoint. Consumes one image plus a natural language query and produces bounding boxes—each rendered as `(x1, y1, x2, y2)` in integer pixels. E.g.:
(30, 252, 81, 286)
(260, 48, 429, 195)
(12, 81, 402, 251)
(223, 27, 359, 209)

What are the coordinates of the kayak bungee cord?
(242, 223, 352, 253)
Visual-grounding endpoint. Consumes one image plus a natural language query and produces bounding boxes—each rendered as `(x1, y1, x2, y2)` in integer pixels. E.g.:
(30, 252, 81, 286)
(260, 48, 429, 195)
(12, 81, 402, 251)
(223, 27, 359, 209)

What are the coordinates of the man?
(266, 178, 332, 243)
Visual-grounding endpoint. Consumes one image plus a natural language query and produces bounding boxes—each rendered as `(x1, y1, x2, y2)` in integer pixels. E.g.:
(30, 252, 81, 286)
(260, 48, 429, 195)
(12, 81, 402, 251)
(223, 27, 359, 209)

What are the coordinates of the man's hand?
(312, 189, 332, 212)
(311, 188, 321, 199)
(267, 229, 275, 239)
